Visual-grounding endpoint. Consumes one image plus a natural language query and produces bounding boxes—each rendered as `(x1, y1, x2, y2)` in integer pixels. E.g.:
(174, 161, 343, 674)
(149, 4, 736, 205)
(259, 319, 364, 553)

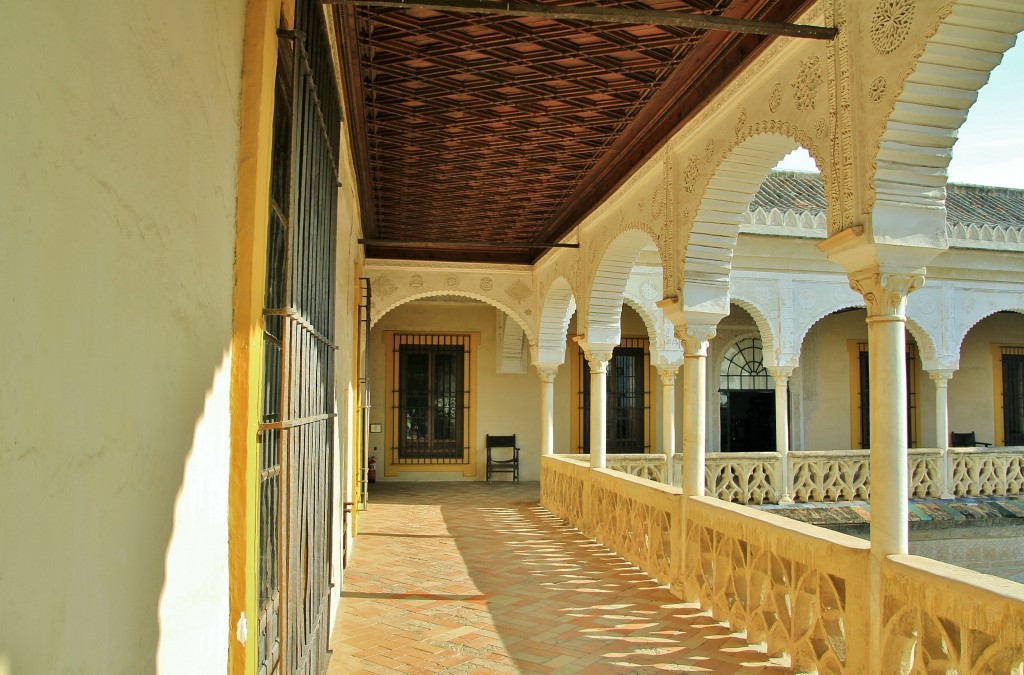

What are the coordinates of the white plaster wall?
(371, 302, 543, 480)
(0, 1, 245, 672)
(799, 311, 866, 450)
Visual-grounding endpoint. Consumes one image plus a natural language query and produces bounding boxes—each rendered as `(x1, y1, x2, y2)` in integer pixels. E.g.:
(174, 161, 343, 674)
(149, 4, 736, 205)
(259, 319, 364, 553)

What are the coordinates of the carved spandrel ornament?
(849, 271, 925, 318)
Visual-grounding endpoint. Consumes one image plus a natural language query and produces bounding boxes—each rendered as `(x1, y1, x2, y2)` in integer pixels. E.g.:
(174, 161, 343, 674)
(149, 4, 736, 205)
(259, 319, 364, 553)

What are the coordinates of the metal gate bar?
(258, 0, 342, 673)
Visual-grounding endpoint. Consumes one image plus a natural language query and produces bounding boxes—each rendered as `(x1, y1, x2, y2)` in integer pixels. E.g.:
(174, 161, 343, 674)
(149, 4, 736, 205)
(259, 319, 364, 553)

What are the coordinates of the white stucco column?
(656, 364, 680, 486)
(678, 327, 716, 497)
(767, 366, 794, 504)
(929, 369, 955, 499)
(535, 363, 560, 455)
(575, 339, 616, 469)
(850, 270, 923, 558)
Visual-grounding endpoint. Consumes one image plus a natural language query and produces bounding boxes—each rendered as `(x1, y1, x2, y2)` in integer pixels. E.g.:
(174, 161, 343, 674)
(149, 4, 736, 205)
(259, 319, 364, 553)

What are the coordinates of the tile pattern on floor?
(328, 481, 787, 674)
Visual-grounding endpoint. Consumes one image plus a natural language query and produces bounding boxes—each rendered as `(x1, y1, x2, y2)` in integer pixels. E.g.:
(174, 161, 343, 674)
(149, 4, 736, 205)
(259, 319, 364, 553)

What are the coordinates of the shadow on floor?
(330, 482, 786, 674)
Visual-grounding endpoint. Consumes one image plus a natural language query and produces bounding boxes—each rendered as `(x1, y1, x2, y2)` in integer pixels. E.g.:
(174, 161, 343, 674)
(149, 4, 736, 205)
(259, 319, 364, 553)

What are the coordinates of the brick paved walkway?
(327, 482, 785, 674)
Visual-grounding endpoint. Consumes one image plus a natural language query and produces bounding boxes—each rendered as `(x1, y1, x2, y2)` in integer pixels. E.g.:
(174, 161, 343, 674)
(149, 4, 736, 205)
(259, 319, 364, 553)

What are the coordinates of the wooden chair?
(486, 434, 520, 482)
(950, 431, 992, 447)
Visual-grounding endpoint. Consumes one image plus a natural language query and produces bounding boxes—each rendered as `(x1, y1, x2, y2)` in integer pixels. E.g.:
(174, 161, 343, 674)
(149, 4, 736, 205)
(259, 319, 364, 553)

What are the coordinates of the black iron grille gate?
(258, 1, 342, 673)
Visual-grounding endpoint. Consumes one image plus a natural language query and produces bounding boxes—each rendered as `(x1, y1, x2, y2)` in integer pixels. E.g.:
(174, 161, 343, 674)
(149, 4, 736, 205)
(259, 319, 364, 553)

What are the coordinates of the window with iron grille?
(576, 337, 651, 454)
(855, 341, 919, 449)
(390, 334, 474, 464)
(1002, 347, 1024, 446)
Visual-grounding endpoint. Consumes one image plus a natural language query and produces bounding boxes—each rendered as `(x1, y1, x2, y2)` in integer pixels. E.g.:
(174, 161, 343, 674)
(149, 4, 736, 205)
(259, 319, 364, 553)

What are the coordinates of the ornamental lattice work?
(683, 521, 853, 672)
(870, 0, 915, 54)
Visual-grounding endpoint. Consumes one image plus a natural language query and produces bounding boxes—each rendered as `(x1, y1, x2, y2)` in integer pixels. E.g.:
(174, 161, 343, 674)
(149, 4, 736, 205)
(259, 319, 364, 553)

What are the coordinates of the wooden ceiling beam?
(330, 0, 836, 39)
(359, 238, 579, 249)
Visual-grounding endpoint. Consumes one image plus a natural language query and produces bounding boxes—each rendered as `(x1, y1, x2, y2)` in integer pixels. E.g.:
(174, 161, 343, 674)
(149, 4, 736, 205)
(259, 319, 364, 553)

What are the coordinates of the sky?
(776, 36, 1024, 189)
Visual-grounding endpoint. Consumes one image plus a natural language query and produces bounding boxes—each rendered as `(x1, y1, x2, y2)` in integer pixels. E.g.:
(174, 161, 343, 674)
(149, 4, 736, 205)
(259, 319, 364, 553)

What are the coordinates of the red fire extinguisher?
(368, 456, 377, 484)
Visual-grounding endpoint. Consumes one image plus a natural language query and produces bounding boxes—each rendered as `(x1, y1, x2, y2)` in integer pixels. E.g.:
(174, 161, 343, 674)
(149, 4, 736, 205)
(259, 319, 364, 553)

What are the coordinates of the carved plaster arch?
(683, 132, 821, 286)
(535, 276, 577, 364)
(872, 4, 1024, 222)
(792, 301, 866, 365)
(622, 293, 683, 366)
(952, 306, 1024, 362)
(728, 297, 780, 368)
(372, 290, 536, 344)
(904, 315, 938, 364)
(586, 229, 661, 344)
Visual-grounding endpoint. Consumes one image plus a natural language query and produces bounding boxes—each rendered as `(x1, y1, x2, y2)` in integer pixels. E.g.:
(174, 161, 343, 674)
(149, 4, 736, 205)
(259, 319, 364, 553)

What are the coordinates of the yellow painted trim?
(570, 339, 581, 453)
(848, 340, 861, 449)
(990, 343, 1024, 446)
(228, 0, 281, 673)
(908, 342, 920, 449)
(382, 331, 480, 477)
(993, 344, 1004, 446)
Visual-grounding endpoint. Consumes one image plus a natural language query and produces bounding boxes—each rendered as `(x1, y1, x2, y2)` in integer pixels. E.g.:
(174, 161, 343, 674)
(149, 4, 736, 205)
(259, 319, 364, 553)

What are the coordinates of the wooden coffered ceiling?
(329, 0, 824, 264)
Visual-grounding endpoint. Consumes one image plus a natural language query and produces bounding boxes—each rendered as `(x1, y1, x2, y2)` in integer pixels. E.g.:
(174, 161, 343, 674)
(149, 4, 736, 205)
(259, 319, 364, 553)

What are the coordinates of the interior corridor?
(328, 482, 787, 674)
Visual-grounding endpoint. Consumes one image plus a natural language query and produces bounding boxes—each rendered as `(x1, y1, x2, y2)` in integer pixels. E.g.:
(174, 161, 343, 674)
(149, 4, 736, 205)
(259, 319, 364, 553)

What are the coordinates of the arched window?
(719, 338, 776, 452)
(720, 338, 774, 391)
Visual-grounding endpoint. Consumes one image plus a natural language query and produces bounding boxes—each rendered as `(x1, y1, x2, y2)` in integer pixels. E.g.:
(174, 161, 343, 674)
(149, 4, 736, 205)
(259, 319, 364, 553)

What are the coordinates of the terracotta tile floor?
(328, 482, 787, 674)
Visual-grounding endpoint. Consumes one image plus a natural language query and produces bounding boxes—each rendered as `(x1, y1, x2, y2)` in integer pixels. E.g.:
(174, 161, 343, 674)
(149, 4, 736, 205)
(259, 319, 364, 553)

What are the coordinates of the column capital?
(573, 336, 615, 369)
(655, 364, 680, 385)
(534, 362, 560, 383)
(677, 325, 716, 356)
(848, 268, 925, 320)
(767, 366, 794, 382)
(927, 369, 956, 385)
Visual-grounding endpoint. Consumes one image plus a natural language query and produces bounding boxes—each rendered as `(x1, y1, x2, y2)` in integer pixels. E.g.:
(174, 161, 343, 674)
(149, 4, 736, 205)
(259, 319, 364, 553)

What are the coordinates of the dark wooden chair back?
(486, 434, 520, 481)
(950, 431, 992, 447)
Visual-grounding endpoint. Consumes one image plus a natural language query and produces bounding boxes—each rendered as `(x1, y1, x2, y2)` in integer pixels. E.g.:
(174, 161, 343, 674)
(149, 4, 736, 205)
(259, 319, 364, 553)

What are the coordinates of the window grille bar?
(577, 337, 651, 454)
(256, 1, 340, 672)
(1003, 348, 1024, 445)
(391, 334, 472, 465)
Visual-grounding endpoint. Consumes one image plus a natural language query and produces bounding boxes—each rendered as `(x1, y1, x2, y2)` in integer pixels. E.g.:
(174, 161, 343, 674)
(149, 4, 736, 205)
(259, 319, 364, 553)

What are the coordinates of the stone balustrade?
(541, 454, 1024, 673)
(564, 446, 1023, 504)
(683, 496, 870, 673)
(949, 447, 1024, 497)
(881, 555, 1024, 672)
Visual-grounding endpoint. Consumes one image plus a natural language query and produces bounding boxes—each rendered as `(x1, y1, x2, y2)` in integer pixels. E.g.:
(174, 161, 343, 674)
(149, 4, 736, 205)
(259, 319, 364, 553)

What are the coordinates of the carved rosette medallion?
(870, 0, 915, 55)
(409, 274, 424, 288)
(445, 275, 459, 288)
(792, 57, 823, 111)
(479, 276, 494, 291)
(505, 280, 532, 303)
(373, 274, 398, 297)
(815, 118, 828, 139)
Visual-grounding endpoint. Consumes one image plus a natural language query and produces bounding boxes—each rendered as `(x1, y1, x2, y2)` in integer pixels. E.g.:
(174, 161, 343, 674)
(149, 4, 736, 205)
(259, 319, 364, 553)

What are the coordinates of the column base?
(778, 493, 794, 505)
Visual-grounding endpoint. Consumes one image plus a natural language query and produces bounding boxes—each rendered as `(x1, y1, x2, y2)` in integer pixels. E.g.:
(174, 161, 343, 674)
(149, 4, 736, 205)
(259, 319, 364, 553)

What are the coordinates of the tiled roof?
(752, 171, 1024, 227)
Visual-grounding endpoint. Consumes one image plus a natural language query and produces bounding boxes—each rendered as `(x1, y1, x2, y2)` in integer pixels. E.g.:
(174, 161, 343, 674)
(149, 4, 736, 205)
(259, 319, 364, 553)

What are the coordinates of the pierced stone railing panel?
(790, 450, 870, 502)
(907, 449, 943, 499)
(950, 447, 1024, 497)
(882, 555, 1024, 674)
(682, 497, 871, 673)
(539, 455, 588, 526)
(704, 452, 779, 505)
(589, 469, 680, 585)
